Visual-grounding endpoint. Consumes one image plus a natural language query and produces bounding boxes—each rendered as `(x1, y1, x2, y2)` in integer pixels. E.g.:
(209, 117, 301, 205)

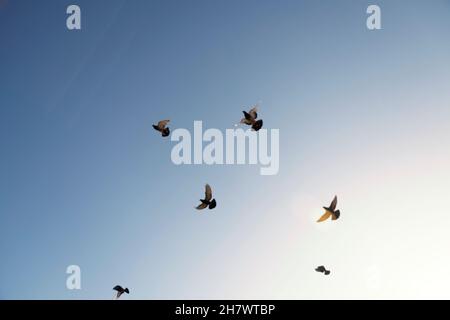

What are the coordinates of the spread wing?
(329, 196, 337, 211)
(113, 285, 123, 292)
(196, 203, 208, 210)
(242, 111, 253, 121)
(240, 117, 253, 125)
(317, 211, 332, 223)
(157, 120, 170, 130)
(205, 184, 212, 201)
(315, 266, 324, 272)
(248, 106, 258, 119)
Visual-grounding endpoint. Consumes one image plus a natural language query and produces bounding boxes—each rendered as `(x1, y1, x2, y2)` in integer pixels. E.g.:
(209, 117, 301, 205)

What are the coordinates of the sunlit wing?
(317, 211, 332, 222)
(249, 106, 258, 119)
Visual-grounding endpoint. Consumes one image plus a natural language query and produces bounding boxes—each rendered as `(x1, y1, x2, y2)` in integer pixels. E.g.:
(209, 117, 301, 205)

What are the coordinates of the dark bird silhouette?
(240, 105, 263, 131)
(196, 184, 217, 210)
(315, 266, 331, 275)
(113, 285, 130, 299)
(152, 120, 170, 137)
(317, 195, 341, 222)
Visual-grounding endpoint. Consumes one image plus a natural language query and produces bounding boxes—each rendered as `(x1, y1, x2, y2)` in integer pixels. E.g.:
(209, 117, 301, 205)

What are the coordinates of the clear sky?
(1, 0, 450, 299)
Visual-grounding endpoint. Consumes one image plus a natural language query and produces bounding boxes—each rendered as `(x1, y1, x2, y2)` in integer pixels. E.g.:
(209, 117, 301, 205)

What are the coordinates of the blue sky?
(1, 0, 450, 299)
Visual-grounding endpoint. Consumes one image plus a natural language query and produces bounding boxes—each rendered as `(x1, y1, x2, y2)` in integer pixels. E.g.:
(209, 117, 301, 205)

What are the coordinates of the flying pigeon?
(240, 105, 263, 131)
(315, 265, 331, 275)
(152, 120, 170, 137)
(196, 184, 217, 210)
(113, 285, 130, 299)
(317, 195, 341, 222)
